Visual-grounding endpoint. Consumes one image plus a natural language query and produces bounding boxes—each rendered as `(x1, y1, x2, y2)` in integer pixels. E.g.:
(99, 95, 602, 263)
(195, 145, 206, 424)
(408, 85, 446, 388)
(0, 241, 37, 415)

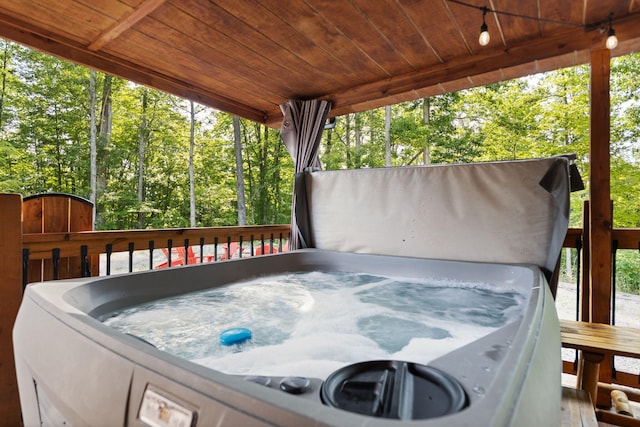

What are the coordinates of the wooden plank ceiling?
(0, 0, 639, 128)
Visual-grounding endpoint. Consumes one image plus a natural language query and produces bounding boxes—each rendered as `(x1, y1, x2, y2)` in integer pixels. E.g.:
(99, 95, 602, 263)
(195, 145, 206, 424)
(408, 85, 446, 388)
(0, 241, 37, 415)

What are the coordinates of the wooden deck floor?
(562, 387, 598, 427)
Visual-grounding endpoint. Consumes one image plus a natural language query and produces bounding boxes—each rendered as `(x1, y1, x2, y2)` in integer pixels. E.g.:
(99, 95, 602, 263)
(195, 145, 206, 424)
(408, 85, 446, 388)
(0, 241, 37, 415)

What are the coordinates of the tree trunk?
(370, 110, 375, 161)
(0, 42, 9, 132)
(345, 114, 352, 168)
(89, 69, 97, 227)
(423, 98, 431, 165)
(325, 128, 332, 166)
(252, 123, 269, 224)
(54, 103, 63, 190)
(233, 115, 246, 226)
(355, 112, 361, 168)
(96, 74, 112, 228)
(260, 125, 269, 223)
(271, 131, 283, 223)
(189, 100, 196, 227)
(565, 247, 572, 280)
(137, 89, 148, 228)
(385, 105, 391, 167)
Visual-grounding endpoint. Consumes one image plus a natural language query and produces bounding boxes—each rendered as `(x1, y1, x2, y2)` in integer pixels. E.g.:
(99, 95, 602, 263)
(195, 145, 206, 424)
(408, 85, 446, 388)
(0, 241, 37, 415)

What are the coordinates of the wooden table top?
(560, 319, 640, 358)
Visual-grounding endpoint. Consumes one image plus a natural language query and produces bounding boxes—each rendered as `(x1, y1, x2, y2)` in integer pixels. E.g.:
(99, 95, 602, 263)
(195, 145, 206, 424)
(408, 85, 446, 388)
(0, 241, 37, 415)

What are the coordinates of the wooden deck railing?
(22, 224, 291, 284)
(560, 227, 640, 405)
(22, 225, 291, 261)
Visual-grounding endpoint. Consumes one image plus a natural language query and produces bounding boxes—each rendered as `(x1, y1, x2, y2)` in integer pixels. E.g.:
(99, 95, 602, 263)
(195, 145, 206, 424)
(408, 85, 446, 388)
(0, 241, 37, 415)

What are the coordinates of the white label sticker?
(139, 388, 195, 427)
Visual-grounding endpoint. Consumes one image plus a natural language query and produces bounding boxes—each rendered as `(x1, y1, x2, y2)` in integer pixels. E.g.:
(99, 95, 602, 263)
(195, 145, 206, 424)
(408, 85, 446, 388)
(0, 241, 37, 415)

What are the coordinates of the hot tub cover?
(295, 157, 569, 278)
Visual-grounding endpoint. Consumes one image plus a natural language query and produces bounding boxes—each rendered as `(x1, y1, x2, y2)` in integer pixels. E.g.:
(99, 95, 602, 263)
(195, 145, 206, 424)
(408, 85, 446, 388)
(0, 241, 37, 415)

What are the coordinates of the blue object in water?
(219, 327, 252, 346)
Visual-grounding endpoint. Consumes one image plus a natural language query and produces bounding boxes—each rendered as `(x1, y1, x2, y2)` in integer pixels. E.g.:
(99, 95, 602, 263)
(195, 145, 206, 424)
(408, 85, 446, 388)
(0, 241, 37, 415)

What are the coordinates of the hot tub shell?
(15, 251, 560, 427)
(14, 157, 570, 426)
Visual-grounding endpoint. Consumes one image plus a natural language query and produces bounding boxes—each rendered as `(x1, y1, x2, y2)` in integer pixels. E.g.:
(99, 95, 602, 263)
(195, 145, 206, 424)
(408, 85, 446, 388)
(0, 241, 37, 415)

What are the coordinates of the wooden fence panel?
(23, 194, 95, 283)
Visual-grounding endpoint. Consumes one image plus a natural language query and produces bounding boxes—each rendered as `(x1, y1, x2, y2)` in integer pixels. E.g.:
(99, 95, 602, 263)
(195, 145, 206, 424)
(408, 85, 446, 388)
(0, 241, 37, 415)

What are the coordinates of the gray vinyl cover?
(297, 157, 570, 277)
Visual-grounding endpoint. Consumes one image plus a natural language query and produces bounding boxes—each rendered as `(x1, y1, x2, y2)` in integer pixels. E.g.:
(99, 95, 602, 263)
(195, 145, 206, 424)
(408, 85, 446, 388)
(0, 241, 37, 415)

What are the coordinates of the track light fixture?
(606, 13, 618, 50)
(478, 7, 490, 46)
(448, 0, 620, 50)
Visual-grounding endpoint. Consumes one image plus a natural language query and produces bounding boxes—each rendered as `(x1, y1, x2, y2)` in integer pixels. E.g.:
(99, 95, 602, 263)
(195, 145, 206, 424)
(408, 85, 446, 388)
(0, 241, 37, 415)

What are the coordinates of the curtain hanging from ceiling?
(280, 99, 332, 250)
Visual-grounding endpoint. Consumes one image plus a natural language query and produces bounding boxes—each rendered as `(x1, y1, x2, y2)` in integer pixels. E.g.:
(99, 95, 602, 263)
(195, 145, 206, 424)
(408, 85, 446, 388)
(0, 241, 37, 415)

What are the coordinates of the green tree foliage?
(0, 42, 293, 229)
(241, 120, 292, 225)
(320, 94, 481, 169)
(0, 41, 27, 191)
(323, 108, 401, 169)
(460, 80, 542, 161)
(3, 47, 90, 194)
(611, 55, 640, 228)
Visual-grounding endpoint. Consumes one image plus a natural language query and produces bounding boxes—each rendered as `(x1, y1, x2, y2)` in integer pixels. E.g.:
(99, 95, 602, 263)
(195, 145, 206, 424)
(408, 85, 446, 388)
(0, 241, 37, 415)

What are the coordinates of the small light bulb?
(479, 23, 490, 46)
(605, 14, 618, 50)
(606, 29, 618, 49)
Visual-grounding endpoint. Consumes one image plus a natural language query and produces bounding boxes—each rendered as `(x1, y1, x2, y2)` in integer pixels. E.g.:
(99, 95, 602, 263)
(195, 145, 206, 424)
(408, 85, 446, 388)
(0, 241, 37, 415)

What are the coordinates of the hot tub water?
(102, 271, 528, 379)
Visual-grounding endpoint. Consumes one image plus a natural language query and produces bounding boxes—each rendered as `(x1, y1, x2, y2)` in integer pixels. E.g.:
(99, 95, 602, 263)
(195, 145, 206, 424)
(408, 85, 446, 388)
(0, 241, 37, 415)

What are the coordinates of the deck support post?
(0, 194, 24, 425)
(589, 48, 613, 325)
(589, 48, 613, 405)
(579, 351, 605, 408)
(580, 200, 591, 322)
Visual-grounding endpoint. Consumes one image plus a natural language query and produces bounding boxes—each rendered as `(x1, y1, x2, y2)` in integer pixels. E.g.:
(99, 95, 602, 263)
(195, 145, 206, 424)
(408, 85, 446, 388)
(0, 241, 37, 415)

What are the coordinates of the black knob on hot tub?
(320, 360, 467, 420)
(279, 376, 311, 394)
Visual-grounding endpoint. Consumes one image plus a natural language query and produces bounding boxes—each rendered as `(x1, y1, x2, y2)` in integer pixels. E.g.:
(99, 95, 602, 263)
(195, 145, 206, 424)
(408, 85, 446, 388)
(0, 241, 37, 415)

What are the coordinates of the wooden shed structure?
(1, 0, 640, 425)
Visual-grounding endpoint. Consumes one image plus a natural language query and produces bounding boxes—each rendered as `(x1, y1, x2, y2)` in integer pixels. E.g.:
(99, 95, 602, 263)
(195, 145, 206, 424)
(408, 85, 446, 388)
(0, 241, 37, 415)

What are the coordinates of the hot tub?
(14, 157, 570, 426)
(14, 250, 559, 426)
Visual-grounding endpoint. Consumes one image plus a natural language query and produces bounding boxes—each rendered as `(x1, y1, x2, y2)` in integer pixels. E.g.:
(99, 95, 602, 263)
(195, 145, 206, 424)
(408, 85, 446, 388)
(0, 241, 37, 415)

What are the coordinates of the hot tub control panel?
(139, 387, 196, 427)
(239, 361, 467, 421)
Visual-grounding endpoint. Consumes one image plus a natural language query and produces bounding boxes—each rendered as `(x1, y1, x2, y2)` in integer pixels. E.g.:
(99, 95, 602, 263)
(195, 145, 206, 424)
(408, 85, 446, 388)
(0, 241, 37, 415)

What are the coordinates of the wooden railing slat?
(22, 224, 291, 259)
(612, 229, 640, 250)
(561, 227, 640, 250)
(21, 225, 639, 259)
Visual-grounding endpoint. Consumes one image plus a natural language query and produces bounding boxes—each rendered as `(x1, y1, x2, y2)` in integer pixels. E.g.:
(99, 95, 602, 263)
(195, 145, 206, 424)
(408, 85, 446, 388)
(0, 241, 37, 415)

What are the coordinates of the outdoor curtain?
(280, 99, 332, 250)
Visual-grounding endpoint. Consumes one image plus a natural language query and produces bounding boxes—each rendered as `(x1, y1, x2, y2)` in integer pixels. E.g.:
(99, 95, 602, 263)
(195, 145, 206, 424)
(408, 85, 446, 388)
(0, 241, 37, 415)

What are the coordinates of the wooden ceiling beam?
(4, 3, 640, 129)
(266, 13, 640, 127)
(0, 11, 268, 124)
(88, 0, 168, 51)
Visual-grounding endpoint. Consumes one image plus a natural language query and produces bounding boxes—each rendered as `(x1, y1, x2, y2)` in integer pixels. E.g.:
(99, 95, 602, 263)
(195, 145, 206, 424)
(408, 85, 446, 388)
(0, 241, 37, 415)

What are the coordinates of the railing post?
(589, 49, 613, 325)
(580, 201, 590, 322)
(183, 239, 189, 265)
(589, 48, 614, 406)
(105, 244, 113, 275)
(21, 249, 29, 292)
(0, 193, 25, 425)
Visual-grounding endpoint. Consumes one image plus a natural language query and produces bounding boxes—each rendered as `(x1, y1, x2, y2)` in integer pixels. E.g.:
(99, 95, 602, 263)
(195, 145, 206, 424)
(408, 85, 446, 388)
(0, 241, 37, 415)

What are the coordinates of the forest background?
(0, 40, 638, 291)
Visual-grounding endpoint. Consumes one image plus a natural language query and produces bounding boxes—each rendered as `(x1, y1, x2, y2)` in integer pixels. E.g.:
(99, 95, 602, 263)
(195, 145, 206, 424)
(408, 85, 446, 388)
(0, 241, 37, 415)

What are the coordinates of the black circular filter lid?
(321, 360, 467, 420)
